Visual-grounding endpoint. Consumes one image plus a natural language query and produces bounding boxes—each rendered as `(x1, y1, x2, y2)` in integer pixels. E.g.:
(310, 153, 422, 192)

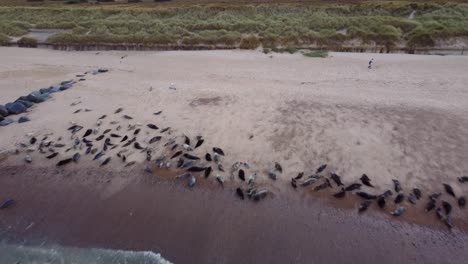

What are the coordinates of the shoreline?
(1, 164, 468, 264)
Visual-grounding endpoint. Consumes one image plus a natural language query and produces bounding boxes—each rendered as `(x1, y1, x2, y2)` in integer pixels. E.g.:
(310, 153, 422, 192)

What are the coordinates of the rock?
(59, 83, 73, 91)
(0, 105, 8, 117)
(15, 99, 33, 108)
(5, 102, 26, 115)
(40, 87, 53, 94)
(49, 85, 61, 93)
(0, 118, 13, 126)
(27, 91, 48, 103)
(61, 80, 73, 85)
(18, 116, 30, 123)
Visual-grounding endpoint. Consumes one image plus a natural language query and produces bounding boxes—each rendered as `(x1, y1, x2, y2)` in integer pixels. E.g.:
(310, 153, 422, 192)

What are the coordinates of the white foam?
(0, 242, 173, 264)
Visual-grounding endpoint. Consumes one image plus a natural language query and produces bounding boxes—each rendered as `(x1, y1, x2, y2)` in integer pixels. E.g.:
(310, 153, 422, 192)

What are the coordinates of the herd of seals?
(1, 69, 467, 231)
(0, 68, 108, 127)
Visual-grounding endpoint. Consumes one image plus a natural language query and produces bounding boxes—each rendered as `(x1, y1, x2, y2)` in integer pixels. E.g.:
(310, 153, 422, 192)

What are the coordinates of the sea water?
(0, 243, 172, 264)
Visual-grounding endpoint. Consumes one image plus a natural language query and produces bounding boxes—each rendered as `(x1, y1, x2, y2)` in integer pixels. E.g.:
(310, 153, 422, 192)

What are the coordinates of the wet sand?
(1, 165, 468, 264)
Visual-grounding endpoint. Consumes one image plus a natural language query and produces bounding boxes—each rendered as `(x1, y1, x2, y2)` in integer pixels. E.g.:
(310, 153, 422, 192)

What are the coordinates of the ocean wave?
(0, 243, 172, 264)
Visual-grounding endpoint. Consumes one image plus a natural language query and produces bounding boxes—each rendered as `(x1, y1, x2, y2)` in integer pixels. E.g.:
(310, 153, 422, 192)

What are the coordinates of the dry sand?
(1, 47, 468, 263)
(1, 47, 467, 191)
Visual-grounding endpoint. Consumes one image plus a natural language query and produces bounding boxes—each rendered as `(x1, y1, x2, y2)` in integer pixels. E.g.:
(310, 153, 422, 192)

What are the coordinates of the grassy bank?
(0, 2, 467, 49)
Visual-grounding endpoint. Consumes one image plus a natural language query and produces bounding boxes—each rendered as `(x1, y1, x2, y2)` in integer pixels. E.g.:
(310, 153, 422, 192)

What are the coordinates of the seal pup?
(188, 176, 196, 187)
(236, 188, 245, 200)
(100, 157, 111, 166)
(274, 162, 282, 173)
(134, 142, 144, 150)
(314, 179, 331, 191)
(377, 196, 386, 209)
(408, 193, 417, 204)
(392, 179, 402, 192)
(72, 152, 80, 162)
(333, 188, 346, 198)
(57, 158, 73, 166)
(147, 124, 159, 130)
(295, 172, 304, 180)
(425, 198, 436, 212)
(188, 166, 206, 172)
(184, 153, 200, 160)
(253, 190, 268, 201)
(358, 200, 372, 213)
(443, 183, 455, 197)
(160, 127, 170, 133)
(238, 169, 245, 181)
(93, 150, 104, 160)
(345, 183, 362, 192)
(205, 153, 212, 161)
(316, 164, 327, 173)
(445, 215, 453, 229)
(458, 176, 468, 183)
(125, 161, 136, 167)
(330, 173, 344, 186)
(412, 188, 422, 200)
(83, 129, 92, 138)
(291, 178, 297, 189)
(391, 207, 405, 216)
(46, 152, 58, 159)
(204, 167, 212, 178)
(0, 199, 15, 209)
(213, 147, 225, 156)
(435, 207, 443, 220)
(216, 175, 224, 188)
(360, 174, 374, 187)
(394, 193, 404, 204)
(442, 201, 452, 215)
(356, 192, 377, 200)
(195, 138, 204, 148)
(458, 196, 466, 208)
(176, 173, 191, 179)
(267, 170, 277, 180)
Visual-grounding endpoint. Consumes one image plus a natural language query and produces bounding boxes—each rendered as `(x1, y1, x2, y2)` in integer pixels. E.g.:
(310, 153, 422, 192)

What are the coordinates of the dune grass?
(0, 2, 467, 48)
(0, 33, 10, 44)
(302, 50, 328, 58)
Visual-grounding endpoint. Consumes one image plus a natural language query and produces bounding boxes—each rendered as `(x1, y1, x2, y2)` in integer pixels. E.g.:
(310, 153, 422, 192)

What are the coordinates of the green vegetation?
(302, 50, 328, 58)
(0, 33, 10, 44)
(0, 2, 467, 49)
(17, 36, 37, 46)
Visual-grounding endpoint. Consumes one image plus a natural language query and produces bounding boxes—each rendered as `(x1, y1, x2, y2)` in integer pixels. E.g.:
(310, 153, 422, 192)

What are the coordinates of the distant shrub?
(239, 34, 260, 49)
(17, 36, 38, 47)
(302, 50, 328, 58)
(0, 33, 10, 45)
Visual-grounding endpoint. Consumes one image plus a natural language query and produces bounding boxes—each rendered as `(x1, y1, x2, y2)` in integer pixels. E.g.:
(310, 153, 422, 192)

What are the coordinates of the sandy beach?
(1, 47, 468, 263)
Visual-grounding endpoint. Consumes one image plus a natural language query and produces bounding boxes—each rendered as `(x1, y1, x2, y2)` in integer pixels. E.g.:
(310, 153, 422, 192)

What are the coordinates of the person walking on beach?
(368, 58, 374, 69)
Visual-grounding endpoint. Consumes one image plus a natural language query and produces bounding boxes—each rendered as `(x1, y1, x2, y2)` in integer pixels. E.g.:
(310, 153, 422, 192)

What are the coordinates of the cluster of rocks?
(0, 69, 108, 127)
